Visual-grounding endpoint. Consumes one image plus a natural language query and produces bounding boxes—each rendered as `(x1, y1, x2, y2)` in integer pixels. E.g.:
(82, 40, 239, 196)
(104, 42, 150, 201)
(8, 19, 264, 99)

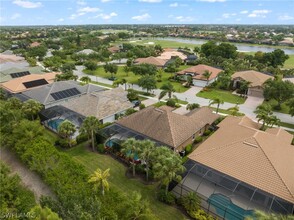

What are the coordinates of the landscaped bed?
(196, 88, 246, 104)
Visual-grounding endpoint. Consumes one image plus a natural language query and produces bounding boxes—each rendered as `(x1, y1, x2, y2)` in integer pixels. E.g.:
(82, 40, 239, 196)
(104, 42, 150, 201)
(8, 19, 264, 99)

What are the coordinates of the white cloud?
(240, 10, 248, 14)
(77, 0, 86, 5)
(11, 13, 21, 19)
(222, 13, 237, 18)
(58, 18, 64, 22)
(248, 9, 271, 18)
(236, 18, 241, 21)
(198, 0, 226, 2)
(138, 0, 162, 2)
(13, 0, 42, 9)
(170, 3, 178, 7)
(78, 7, 100, 13)
(132, 13, 151, 21)
(175, 16, 194, 22)
(278, 15, 294, 21)
(101, 0, 111, 2)
(95, 12, 117, 20)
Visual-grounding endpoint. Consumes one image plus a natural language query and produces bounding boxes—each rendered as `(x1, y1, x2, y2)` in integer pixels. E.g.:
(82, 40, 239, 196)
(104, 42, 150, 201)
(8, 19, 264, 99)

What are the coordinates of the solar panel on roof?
(51, 88, 81, 101)
(23, 79, 48, 88)
(10, 71, 31, 78)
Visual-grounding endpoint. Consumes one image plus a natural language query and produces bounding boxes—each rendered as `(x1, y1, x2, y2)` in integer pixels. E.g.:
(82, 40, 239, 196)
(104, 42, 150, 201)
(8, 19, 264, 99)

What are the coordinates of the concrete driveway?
(243, 96, 264, 109)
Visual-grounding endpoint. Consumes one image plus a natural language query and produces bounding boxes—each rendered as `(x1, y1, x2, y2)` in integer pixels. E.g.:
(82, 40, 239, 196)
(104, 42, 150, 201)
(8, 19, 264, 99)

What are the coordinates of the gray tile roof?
(0, 66, 44, 83)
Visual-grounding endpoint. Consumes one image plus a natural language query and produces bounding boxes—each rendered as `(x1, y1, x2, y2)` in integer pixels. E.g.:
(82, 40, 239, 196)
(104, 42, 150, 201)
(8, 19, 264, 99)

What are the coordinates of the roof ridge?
(166, 111, 178, 148)
(44, 81, 56, 104)
(254, 135, 294, 201)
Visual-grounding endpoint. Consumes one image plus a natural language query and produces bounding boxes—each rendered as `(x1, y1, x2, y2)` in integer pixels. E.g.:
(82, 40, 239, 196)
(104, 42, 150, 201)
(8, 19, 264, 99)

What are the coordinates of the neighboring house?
(177, 64, 222, 87)
(0, 72, 60, 93)
(108, 46, 120, 53)
(62, 87, 133, 124)
(29, 42, 41, 48)
(0, 66, 44, 83)
(156, 48, 187, 60)
(173, 116, 294, 219)
(101, 106, 219, 151)
(77, 49, 96, 55)
(0, 53, 25, 63)
(232, 70, 273, 97)
(15, 80, 104, 108)
(134, 56, 169, 68)
(279, 38, 294, 46)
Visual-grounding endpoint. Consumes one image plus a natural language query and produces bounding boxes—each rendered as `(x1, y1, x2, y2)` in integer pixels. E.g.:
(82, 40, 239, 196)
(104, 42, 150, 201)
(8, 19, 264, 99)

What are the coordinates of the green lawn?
(84, 66, 189, 93)
(284, 54, 294, 69)
(196, 89, 246, 104)
(280, 122, 294, 130)
(263, 99, 290, 114)
(90, 81, 115, 88)
(65, 145, 186, 220)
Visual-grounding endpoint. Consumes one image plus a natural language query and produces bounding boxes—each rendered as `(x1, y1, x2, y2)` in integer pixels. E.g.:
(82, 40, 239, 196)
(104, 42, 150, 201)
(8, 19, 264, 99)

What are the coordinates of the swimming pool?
(208, 194, 254, 220)
(47, 119, 64, 131)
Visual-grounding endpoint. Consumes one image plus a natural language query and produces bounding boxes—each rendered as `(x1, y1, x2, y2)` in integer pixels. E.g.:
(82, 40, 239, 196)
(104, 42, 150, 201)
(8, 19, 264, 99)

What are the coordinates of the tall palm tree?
(88, 168, 110, 196)
(254, 104, 273, 130)
(203, 70, 212, 86)
(121, 138, 140, 177)
(152, 147, 185, 194)
(209, 98, 224, 113)
(138, 140, 155, 181)
(58, 120, 76, 147)
(22, 99, 43, 120)
(80, 116, 101, 152)
(159, 82, 176, 100)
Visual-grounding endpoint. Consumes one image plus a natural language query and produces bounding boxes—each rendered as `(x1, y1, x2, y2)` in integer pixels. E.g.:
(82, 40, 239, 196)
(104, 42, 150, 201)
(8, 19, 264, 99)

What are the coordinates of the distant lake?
(150, 37, 294, 55)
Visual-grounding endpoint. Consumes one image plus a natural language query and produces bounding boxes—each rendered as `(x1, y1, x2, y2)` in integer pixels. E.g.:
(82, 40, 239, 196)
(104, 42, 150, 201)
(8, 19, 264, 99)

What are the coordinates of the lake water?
(150, 37, 294, 55)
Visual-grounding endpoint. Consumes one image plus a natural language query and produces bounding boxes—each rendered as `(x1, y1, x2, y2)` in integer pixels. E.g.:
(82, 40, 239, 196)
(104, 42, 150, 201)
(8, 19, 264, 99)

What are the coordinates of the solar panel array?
(10, 71, 31, 78)
(51, 88, 81, 101)
(23, 79, 49, 88)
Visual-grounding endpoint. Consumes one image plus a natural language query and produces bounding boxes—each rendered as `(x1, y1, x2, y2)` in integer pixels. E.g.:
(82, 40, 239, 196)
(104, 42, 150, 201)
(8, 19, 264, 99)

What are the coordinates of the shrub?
(166, 99, 176, 107)
(97, 144, 105, 153)
(55, 139, 69, 148)
(139, 103, 145, 110)
(125, 108, 137, 116)
(175, 103, 181, 108)
(203, 130, 211, 136)
(157, 189, 176, 205)
(178, 192, 200, 213)
(76, 133, 88, 144)
(185, 144, 192, 154)
(193, 136, 203, 144)
(188, 209, 214, 220)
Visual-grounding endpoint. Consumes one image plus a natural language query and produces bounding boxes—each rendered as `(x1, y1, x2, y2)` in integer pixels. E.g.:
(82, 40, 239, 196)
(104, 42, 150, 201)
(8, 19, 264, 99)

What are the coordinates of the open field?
(196, 89, 246, 104)
(65, 145, 186, 220)
(284, 54, 294, 69)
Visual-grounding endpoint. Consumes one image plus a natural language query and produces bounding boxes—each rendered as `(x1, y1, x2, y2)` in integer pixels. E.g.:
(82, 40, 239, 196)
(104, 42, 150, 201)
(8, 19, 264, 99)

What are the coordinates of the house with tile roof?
(177, 64, 222, 87)
(0, 66, 45, 83)
(173, 116, 294, 219)
(232, 70, 274, 97)
(104, 106, 219, 151)
(134, 56, 169, 68)
(61, 87, 133, 124)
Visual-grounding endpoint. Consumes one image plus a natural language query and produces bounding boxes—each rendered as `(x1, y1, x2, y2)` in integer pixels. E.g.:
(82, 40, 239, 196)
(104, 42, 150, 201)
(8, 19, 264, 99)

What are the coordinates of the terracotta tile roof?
(177, 64, 222, 81)
(117, 106, 219, 149)
(156, 49, 187, 60)
(189, 116, 294, 203)
(232, 70, 273, 87)
(108, 46, 120, 53)
(0, 72, 60, 93)
(0, 54, 25, 63)
(30, 42, 41, 48)
(61, 87, 133, 120)
(134, 56, 168, 67)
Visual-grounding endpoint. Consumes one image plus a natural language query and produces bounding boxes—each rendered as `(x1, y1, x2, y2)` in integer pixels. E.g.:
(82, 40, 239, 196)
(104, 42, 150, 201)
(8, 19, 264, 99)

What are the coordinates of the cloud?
(240, 10, 248, 14)
(248, 9, 271, 18)
(175, 16, 194, 22)
(78, 7, 100, 13)
(58, 18, 64, 22)
(101, 0, 111, 2)
(77, 0, 86, 5)
(13, 0, 42, 8)
(198, 0, 226, 2)
(170, 3, 178, 7)
(138, 0, 162, 2)
(222, 13, 237, 18)
(95, 12, 118, 20)
(278, 15, 294, 21)
(11, 13, 21, 19)
(132, 13, 151, 21)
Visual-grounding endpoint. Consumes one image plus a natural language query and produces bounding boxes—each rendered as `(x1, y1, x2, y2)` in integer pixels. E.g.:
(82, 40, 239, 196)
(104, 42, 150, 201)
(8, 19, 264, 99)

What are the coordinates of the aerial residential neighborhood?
(0, 1, 294, 220)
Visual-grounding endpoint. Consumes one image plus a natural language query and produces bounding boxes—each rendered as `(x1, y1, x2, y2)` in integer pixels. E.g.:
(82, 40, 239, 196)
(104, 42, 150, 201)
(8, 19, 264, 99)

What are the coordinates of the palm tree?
(209, 98, 224, 113)
(268, 115, 281, 128)
(121, 138, 140, 177)
(58, 120, 76, 147)
(88, 168, 110, 196)
(227, 105, 240, 116)
(239, 80, 251, 97)
(138, 140, 155, 181)
(152, 147, 185, 194)
(203, 70, 212, 86)
(179, 192, 200, 212)
(159, 82, 176, 100)
(80, 116, 101, 152)
(80, 76, 91, 84)
(22, 99, 43, 120)
(186, 103, 200, 111)
(254, 104, 273, 130)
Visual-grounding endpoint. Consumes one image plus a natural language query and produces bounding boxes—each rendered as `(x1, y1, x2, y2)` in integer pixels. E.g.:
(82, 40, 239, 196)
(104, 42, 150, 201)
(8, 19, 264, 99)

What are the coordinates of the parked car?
(131, 100, 141, 108)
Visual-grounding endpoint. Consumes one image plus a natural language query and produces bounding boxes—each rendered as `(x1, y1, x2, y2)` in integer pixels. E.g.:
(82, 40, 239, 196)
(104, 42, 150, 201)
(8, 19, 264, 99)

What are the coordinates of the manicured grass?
(84, 66, 189, 93)
(284, 54, 294, 69)
(263, 99, 290, 114)
(210, 107, 245, 116)
(196, 89, 246, 104)
(65, 145, 186, 220)
(153, 101, 167, 108)
(90, 81, 115, 88)
(43, 129, 60, 145)
(280, 122, 294, 130)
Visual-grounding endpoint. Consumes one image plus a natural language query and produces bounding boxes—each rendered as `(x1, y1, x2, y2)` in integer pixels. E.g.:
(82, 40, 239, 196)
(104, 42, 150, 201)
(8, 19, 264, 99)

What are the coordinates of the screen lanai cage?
(39, 105, 85, 135)
(171, 160, 294, 220)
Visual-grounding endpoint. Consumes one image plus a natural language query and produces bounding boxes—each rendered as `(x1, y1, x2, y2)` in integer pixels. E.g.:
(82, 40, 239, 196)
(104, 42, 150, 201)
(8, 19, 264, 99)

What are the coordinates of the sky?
(0, 0, 294, 26)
